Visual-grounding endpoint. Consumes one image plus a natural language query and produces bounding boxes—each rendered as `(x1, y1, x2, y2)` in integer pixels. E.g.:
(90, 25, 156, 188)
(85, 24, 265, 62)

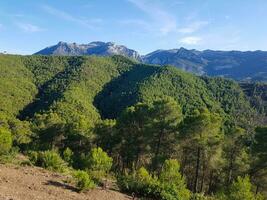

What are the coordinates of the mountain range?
(35, 41, 142, 61)
(35, 41, 267, 81)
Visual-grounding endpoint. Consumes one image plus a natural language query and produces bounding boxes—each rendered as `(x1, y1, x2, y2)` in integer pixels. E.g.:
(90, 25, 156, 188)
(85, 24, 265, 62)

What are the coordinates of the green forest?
(0, 54, 266, 199)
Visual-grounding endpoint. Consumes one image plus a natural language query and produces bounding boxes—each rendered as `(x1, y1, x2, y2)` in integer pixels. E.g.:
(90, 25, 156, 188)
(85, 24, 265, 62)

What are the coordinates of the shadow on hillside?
(18, 57, 85, 120)
(93, 64, 160, 119)
(45, 180, 78, 192)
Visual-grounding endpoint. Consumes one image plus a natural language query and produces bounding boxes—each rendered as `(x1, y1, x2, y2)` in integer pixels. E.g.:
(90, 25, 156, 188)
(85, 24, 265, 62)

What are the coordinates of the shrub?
(28, 150, 67, 172)
(88, 147, 113, 172)
(87, 147, 113, 181)
(27, 151, 39, 164)
(62, 147, 73, 165)
(117, 167, 160, 198)
(226, 176, 264, 200)
(117, 159, 191, 200)
(73, 170, 95, 192)
(0, 128, 12, 155)
(39, 150, 66, 172)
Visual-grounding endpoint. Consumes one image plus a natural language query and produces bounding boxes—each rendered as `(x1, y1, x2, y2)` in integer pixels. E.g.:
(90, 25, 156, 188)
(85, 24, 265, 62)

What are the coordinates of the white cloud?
(42, 5, 101, 29)
(179, 36, 202, 45)
(178, 21, 209, 34)
(16, 23, 43, 32)
(127, 0, 178, 35)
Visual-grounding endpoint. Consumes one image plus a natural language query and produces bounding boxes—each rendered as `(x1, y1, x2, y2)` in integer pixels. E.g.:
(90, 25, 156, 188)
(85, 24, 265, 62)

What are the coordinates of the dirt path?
(0, 164, 131, 200)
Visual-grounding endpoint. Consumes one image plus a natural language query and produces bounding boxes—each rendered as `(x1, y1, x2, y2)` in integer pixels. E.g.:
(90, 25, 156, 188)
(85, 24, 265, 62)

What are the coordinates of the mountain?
(34, 41, 142, 61)
(35, 42, 267, 81)
(143, 48, 267, 81)
(142, 48, 206, 75)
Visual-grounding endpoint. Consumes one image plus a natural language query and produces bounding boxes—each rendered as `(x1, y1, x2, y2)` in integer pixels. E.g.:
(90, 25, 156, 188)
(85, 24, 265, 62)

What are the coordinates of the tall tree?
(94, 119, 117, 154)
(149, 96, 183, 172)
(179, 108, 223, 193)
(116, 102, 151, 170)
(223, 127, 250, 184)
(251, 127, 267, 195)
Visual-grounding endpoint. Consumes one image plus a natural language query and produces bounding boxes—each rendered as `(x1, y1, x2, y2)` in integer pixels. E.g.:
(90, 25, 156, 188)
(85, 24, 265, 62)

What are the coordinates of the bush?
(88, 147, 113, 172)
(27, 151, 39, 164)
(0, 128, 12, 155)
(87, 147, 113, 181)
(73, 170, 95, 192)
(117, 167, 160, 198)
(28, 150, 66, 172)
(39, 150, 66, 172)
(226, 176, 264, 200)
(118, 159, 191, 200)
(62, 147, 73, 165)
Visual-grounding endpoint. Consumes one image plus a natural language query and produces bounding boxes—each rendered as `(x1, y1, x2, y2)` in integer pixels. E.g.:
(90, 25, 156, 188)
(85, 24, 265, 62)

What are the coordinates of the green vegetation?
(118, 159, 191, 200)
(29, 150, 67, 172)
(62, 147, 74, 164)
(226, 176, 264, 200)
(0, 54, 266, 198)
(0, 128, 12, 155)
(73, 170, 95, 192)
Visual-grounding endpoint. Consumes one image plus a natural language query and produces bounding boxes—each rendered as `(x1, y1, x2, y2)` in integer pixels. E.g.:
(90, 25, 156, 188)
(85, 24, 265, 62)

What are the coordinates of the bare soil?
(0, 164, 132, 200)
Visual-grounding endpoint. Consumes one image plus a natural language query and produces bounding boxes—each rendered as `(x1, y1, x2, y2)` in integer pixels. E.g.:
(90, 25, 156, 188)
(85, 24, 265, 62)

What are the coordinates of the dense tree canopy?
(0, 54, 266, 198)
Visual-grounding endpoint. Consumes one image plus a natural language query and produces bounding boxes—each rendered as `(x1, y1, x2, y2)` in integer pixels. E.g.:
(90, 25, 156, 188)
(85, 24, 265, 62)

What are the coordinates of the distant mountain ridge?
(34, 41, 142, 61)
(35, 42, 267, 81)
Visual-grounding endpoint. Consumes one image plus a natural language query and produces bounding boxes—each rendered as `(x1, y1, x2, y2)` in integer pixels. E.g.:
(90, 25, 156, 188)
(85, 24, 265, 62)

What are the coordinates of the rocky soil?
(0, 164, 131, 200)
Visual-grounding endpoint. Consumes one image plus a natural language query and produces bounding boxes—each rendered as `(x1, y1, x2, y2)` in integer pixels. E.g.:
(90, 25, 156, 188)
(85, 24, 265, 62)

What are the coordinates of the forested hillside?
(240, 82, 267, 115)
(0, 54, 266, 199)
(36, 42, 267, 81)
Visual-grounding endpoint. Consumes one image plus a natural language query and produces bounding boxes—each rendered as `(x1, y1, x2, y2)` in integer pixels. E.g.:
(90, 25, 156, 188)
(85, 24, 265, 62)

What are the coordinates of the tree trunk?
(194, 147, 201, 193)
(256, 185, 259, 194)
(227, 150, 234, 184)
(208, 172, 213, 194)
(200, 160, 205, 192)
(153, 130, 164, 171)
(181, 151, 188, 177)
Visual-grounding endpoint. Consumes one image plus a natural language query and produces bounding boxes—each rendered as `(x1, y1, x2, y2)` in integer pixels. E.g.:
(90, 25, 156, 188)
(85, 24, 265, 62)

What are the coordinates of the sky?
(1, 0, 267, 55)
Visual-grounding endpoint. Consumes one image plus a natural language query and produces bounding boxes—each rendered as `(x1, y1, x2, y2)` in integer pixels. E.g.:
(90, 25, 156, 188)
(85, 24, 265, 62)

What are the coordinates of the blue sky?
(0, 0, 267, 55)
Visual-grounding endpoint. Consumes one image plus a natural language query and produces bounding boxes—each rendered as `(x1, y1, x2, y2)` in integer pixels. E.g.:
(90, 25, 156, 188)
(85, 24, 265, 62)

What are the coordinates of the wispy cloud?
(42, 5, 102, 29)
(0, 24, 3, 30)
(179, 36, 202, 45)
(127, 0, 178, 35)
(178, 21, 209, 34)
(16, 23, 44, 32)
(119, 19, 152, 31)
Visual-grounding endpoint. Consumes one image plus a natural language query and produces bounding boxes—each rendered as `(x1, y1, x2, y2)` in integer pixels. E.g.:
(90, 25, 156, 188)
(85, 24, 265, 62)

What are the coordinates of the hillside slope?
(143, 48, 267, 81)
(0, 164, 131, 200)
(0, 54, 260, 128)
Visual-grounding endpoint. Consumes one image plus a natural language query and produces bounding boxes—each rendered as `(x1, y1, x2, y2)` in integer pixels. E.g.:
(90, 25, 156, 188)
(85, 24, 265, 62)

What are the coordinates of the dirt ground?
(0, 164, 132, 200)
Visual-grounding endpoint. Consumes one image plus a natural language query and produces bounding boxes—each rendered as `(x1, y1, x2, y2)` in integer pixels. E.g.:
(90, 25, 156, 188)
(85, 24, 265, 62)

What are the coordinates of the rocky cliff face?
(35, 41, 142, 61)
